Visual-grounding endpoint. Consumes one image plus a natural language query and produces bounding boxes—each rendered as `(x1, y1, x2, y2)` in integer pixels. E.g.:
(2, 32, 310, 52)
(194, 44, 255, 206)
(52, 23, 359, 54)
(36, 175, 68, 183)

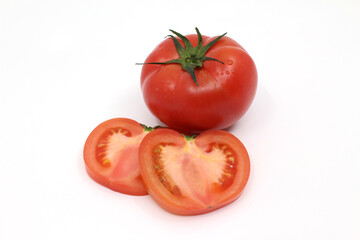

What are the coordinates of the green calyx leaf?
(140, 124, 161, 132)
(181, 133, 198, 141)
(136, 27, 226, 86)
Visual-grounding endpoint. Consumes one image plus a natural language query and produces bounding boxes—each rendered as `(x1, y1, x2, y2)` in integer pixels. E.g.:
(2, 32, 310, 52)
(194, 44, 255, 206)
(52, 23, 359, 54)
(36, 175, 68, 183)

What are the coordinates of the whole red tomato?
(139, 28, 257, 133)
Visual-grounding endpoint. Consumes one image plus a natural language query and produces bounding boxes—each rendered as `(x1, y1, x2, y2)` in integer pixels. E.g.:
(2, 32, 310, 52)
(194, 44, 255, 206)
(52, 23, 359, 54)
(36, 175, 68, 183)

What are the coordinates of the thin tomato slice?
(139, 128, 250, 215)
(84, 118, 151, 195)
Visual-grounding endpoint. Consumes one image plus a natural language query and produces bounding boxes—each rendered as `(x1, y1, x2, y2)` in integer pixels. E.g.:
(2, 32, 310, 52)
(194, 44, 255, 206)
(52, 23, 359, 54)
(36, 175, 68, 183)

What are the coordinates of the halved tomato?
(139, 128, 250, 215)
(84, 118, 153, 195)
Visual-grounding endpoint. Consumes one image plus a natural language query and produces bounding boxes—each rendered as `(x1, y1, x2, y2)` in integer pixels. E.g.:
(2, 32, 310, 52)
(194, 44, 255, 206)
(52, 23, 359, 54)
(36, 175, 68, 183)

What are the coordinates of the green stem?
(182, 133, 198, 141)
(141, 124, 161, 132)
(137, 28, 226, 86)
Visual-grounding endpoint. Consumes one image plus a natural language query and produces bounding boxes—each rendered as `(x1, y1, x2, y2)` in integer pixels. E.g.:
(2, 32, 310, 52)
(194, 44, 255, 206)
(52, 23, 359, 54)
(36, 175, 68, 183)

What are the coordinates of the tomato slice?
(84, 118, 151, 195)
(139, 128, 250, 215)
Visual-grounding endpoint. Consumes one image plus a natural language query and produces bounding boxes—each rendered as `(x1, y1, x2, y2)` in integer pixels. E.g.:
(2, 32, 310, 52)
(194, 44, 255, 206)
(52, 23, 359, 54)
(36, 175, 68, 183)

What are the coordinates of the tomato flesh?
(139, 129, 250, 215)
(84, 118, 149, 196)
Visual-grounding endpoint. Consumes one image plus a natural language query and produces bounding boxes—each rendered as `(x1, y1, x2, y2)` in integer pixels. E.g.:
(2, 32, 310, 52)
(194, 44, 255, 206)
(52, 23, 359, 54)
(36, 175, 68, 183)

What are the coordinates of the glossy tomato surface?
(83, 118, 149, 195)
(140, 32, 257, 133)
(139, 128, 250, 215)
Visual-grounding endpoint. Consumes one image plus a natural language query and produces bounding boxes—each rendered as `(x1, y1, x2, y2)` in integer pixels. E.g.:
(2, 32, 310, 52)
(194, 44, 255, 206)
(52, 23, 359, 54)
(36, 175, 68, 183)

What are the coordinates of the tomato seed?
(224, 173, 232, 178)
(227, 164, 234, 169)
(102, 158, 111, 167)
(153, 148, 161, 153)
(159, 175, 166, 183)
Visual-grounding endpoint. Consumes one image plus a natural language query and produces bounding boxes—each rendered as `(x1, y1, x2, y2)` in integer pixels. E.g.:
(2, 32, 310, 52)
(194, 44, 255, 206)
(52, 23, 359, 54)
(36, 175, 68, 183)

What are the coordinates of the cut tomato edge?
(85, 165, 148, 196)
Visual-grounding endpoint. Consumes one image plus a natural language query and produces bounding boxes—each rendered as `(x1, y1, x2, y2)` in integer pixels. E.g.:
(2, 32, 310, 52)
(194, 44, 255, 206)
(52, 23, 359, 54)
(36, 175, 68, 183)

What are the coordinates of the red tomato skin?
(83, 118, 148, 196)
(139, 128, 250, 215)
(141, 34, 257, 133)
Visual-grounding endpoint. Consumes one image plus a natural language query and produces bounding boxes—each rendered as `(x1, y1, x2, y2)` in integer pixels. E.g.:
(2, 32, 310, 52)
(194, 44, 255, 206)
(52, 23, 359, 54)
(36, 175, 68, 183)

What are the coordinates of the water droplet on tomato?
(216, 72, 220, 76)
(225, 71, 230, 75)
(227, 60, 233, 65)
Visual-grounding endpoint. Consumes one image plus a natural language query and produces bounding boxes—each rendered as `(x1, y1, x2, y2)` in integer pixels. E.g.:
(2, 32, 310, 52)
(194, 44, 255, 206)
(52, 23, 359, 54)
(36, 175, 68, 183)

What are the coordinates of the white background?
(1, 0, 360, 239)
